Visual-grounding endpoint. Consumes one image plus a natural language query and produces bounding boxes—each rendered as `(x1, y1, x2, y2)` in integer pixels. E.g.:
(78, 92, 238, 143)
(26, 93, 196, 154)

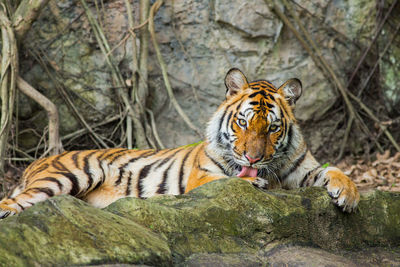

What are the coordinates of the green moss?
(1, 179, 400, 265)
(0, 196, 172, 266)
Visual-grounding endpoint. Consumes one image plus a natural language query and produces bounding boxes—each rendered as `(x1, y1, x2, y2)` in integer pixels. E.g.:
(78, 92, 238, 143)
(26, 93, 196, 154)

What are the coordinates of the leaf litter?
(337, 150, 400, 192)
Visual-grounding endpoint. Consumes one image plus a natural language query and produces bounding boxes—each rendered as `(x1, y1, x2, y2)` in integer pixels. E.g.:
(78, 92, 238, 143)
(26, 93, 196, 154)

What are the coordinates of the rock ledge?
(0, 178, 399, 266)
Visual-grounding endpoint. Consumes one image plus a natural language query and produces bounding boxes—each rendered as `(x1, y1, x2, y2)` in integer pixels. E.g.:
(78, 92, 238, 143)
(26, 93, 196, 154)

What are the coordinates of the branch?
(124, 0, 138, 149)
(25, 115, 120, 154)
(148, 0, 202, 137)
(277, 0, 356, 120)
(348, 92, 400, 152)
(357, 21, 400, 97)
(16, 76, 63, 156)
(80, 0, 151, 149)
(28, 48, 109, 149)
(345, 0, 398, 88)
(0, 8, 18, 174)
(12, 0, 51, 41)
(146, 109, 165, 149)
(137, 0, 150, 103)
(269, 0, 400, 157)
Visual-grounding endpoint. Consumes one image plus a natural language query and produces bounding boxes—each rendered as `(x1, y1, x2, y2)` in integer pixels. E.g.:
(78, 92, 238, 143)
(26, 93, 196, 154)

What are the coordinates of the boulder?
(0, 196, 171, 266)
(0, 178, 399, 266)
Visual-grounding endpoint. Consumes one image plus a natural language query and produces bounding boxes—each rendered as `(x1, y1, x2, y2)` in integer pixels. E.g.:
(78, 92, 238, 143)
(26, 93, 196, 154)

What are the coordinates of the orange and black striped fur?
(0, 68, 359, 218)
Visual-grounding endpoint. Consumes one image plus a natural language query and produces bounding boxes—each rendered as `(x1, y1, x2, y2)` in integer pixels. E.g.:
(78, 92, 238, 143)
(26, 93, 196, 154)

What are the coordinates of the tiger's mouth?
(237, 166, 259, 178)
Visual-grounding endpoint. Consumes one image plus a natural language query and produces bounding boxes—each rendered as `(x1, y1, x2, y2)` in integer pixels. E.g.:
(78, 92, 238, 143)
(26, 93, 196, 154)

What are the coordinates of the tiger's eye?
(238, 119, 247, 127)
(269, 125, 278, 132)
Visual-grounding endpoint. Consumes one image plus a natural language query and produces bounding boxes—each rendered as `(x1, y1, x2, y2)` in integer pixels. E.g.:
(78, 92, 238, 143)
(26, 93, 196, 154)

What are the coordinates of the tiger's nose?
(245, 153, 262, 164)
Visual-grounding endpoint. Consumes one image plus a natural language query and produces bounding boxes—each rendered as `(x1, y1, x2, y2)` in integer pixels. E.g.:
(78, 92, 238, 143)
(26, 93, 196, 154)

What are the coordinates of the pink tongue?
(237, 166, 258, 177)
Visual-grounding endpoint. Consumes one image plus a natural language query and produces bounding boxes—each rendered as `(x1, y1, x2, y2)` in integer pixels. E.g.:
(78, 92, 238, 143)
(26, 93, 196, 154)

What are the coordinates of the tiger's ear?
(224, 68, 249, 99)
(278, 78, 302, 107)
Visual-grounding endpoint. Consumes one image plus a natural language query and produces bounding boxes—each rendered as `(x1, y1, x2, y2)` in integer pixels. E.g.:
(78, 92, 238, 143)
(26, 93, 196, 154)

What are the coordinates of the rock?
(214, 0, 282, 38)
(180, 253, 264, 267)
(180, 246, 400, 266)
(262, 245, 400, 267)
(105, 179, 400, 253)
(0, 178, 399, 265)
(0, 196, 172, 266)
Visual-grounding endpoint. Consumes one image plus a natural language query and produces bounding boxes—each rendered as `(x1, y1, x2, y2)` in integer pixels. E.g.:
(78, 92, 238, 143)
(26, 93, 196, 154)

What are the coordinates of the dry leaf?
(376, 150, 390, 161)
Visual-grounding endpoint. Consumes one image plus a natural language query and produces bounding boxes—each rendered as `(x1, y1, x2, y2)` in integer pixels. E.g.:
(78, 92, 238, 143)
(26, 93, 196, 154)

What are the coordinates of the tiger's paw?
(0, 204, 17, 219)
(239, 177, 269, 190)
(325, 168, 360, 212)
(251, 177, 269, 190)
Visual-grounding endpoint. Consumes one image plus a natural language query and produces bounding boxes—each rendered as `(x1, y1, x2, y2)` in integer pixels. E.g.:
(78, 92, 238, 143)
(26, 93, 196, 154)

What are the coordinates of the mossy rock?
(0, 178, 399, 266)
(106, 178, 400, 255)
(0, 196, 172, 266)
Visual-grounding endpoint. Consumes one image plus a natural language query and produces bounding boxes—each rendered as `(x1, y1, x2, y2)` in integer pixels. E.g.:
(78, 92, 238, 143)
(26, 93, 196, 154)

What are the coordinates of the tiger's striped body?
(0, 68, 359, 218)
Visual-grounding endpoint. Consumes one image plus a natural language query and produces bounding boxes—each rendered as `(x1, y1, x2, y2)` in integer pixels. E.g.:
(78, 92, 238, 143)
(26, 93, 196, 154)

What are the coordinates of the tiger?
(0, 68, 359, 218)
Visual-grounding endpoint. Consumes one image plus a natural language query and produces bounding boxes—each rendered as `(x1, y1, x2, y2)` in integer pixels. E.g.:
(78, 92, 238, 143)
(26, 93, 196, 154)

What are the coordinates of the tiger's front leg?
(242, 177, 269, 190)
(322, 167, 360, 212)
(302, 166, 360, 212)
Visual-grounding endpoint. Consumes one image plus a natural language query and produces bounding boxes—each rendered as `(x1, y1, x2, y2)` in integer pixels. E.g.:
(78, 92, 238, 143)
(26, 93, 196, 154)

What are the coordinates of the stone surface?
(17, 0, 384, 151)
(0, 196, 172, 266)
(105, 179, 400, 253)
(181, 246, 400, 266)
(180, 253, 265, 267)
(263, 245, 400, 267)
(0, 178, 399, 266)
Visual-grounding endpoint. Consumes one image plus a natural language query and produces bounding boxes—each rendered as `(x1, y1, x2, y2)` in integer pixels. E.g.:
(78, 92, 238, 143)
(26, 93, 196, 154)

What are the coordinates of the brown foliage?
(338, 151, 400, 192)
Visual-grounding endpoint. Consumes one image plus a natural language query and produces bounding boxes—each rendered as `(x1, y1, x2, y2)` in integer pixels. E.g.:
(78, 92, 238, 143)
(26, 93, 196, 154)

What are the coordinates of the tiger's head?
(206, 68, 303, 177)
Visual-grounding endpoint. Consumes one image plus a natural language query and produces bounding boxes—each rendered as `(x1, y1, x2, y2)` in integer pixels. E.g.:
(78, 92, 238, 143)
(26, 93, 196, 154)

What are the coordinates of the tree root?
(16, 77, 62, 156)
(80, 0, 153, 149)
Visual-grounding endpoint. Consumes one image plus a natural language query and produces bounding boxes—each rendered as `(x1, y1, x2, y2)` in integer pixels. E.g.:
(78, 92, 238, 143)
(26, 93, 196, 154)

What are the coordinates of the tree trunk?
(0, 9, 18, 175)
